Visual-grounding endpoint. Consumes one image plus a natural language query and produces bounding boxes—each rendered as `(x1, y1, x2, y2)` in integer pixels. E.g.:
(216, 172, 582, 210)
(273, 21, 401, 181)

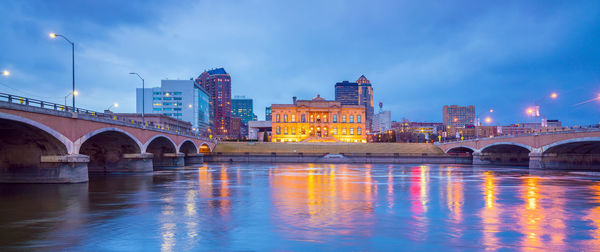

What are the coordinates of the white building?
(372, 110, 391, 133)
(248, 121, 272, 141)
(136, 79, 211, 133)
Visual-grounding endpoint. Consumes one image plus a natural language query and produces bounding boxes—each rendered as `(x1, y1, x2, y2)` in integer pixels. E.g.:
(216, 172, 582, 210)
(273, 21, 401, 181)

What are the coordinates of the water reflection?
(2, 164, 600, 250)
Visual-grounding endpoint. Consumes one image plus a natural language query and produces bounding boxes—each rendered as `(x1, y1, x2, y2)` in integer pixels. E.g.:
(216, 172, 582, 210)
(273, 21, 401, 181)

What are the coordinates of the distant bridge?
(436, 130, 600, 169)
(0, 93, 216, 183)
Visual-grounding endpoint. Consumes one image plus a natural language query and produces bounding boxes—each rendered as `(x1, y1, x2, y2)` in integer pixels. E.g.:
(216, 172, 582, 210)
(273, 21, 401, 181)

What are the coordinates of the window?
(350, 115, 354, 123)
(301, 114, 306, 122)
(333, 127, 337, 135)
(163, 108, 172, 111)
(284, 114, 288, 123)
(284, 127, 288, 135)
(173, 97, 182, 100)
(153, 92, 161, 95)
(357, 127, 362, 135)
(163, 97, 172, 100)
(333, 114, 337, 123)
(153, 103, 162, 106)
(163, 102, 172, 106)
(301, 128, 306, 134)
(164, 113, 172, 116)
(153, 108, 162, 111)
(153, 97, 161, 100)
(276, 114, 280, 122)
(342, 115, 347, 123)
(277, 126, 281, 134)
(174, 108, 181, 111)
(350, 127, 354, 135)
(342, 127, 347, 135)
(357, 115, 361, 123)
(291, 114, 296, 122)
(292, 127, 296, 135)
(310, 114, 314, 122)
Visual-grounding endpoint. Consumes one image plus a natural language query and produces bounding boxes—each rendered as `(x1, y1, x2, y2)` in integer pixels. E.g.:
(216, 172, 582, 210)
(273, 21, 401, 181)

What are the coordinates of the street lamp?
(531, 92, 558, 122)
(129, 72, 145, 125)
(107, 103, 118, 111)
(475, 109, 494, 139)
(49, 33, 76, 110)
(2, 70, 9, 77)
(64, 91, 78, 110)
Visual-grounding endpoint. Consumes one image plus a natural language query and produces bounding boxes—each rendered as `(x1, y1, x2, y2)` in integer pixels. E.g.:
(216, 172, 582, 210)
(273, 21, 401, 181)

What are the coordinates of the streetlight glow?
(2, 70, 9, 76)
(485, 117, 492, 123)
(73, 90, 79, 96)
(526, 108, 534, 115)
(188, 104, 193, 108)
(114, 103, 119, 108)
(551, 92, 558, 99)
(49, 33, 56, 38)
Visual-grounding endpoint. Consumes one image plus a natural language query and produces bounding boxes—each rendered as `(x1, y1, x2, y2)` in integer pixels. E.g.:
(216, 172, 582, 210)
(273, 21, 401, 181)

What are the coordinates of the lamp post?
(531, 92, 558, 123)
(475, 109, 494, 139)
(64, 91, 78, 111)
(129, 72, 145, 126)
(107, 103, 118, 112)
(50, 33, 75, 110)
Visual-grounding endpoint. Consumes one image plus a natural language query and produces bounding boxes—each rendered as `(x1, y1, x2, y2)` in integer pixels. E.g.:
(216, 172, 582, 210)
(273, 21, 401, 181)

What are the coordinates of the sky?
(1, 0, 599, 125)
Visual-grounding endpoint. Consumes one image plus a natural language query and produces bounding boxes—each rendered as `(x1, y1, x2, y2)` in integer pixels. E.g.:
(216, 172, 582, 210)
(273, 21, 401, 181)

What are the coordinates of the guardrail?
(437, 127, 600, 145)
(0, 92, 214, 143)
(207, 152, 472, 157)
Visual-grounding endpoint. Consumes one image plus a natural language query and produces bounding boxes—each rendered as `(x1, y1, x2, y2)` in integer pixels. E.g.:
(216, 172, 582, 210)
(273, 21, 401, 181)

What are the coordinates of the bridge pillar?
(154, 153, 185, 167)
(472, 152, 491, 165)
(0, 154, 89, 183)
(120, 153, 154, 172)
(184, 153, 204, 166)
(529, 151, 543, 169)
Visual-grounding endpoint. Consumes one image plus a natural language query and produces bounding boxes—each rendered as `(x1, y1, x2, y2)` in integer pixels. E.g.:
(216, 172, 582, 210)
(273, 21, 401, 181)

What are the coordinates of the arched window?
(284, 114, 288, 123)
(333, 114, 337, 123)
(350, 127, 354, 135)
(276, 126, 281, 134)
(350, 115, 354, 123)
(284, 127, 288, 134)
(291, 114, 296, 122)
(357, 115, 361, 123)
(323, 127, 328, 136)
(342, 115, 347, 123)
(276, 114, 280, 122)
(357, 127, 362, 135)
(310, 114, 314, 122)
(342, 127, 347, 135)
(301, 114, 306, 122)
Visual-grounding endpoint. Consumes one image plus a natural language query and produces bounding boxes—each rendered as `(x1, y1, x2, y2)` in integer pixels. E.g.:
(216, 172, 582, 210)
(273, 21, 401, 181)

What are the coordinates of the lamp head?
(2, 70, 9, 76)
(49, 33, 57, 38)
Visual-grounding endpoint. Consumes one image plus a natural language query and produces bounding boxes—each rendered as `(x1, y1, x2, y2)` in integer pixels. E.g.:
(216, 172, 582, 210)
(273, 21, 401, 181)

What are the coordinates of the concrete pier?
(0, 154, 89, 183)
(184, 153, 204, 165)
(154, 153, 185, 167)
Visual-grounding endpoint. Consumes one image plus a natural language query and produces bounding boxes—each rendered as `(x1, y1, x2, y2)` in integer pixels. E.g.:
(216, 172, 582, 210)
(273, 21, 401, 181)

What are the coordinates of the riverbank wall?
(204, 152, 472, 164)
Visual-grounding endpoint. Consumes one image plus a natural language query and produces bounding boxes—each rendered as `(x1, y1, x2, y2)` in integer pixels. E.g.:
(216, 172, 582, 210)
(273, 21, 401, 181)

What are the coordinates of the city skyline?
(1, 0, 600, 125)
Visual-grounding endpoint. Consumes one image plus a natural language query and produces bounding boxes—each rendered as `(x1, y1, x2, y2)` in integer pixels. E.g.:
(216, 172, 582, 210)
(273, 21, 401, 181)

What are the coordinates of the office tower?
(443, 105, 476, 127)
(195, 68, 232, 137)
(231, 96, 254, 125)
(265, 106, 272, 121)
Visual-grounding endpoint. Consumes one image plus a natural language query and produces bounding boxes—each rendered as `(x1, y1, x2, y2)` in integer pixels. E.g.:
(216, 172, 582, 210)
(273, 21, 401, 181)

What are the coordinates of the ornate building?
(271, 95, 366, 143)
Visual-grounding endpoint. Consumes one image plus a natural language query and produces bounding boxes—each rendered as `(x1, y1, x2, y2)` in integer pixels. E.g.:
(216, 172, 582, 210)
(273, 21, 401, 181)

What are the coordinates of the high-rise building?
(195, 68, 232, 137)
(231, 96, 254, 125)
(372, 110, 392, 133)
(334, 81, 359, 105)
(265, 106, 272, 121)
(136, 79, 211, 134)
(334, 75, 374, 130)
(443, 105, 475, 127)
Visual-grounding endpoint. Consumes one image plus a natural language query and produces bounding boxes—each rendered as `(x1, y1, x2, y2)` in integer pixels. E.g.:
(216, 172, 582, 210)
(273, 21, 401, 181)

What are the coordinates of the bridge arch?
(542, 137, 600, 154)
(73, 127, 143, 154)
(0, 111, 73, 154)
(142, 135, 178, 153)
(178, 139, 198, 155)
(480, 142, 532, 153)
(445, 145, 477, 154)
(75, 127, 143, 172)
(199, 142, 212, 153)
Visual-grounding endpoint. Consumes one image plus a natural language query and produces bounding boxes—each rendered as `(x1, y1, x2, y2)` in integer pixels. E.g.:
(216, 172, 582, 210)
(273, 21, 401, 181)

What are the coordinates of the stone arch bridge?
(436, 130, 600, 169)
(0, 94, 215, 183)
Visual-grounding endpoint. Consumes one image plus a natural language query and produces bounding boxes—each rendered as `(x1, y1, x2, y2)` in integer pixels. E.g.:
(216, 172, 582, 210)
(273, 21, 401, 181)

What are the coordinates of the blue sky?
(1, 0, 599, 125)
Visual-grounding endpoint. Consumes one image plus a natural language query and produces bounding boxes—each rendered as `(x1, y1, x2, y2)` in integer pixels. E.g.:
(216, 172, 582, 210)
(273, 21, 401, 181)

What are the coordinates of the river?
(1, 163, 600, 250)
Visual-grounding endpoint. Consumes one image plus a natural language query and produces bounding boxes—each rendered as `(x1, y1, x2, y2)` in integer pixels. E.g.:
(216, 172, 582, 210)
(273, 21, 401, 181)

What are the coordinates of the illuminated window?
(301, 114, 306, 122)
(342, 127, 347, 135)
(357, 115, 361, 123)
(301, 128, 306, 134)
(350, 115, 354, 123)
(276, 114, 280, 122)
(342, 115, 346, 123)
(333, 114, 337, 123)
(310, 114, 314, 122)
(333, 127, 337, 135)
(357, 127, 362, 135)
(323, 115, 328, 122)
(350, 127, 354, 135)
(284, 114, 288, 123)
(292, 127, 296, 135)
(276, 126, 281, 134)
(291, 114, 296, 122)
(284, 127, 288, 134)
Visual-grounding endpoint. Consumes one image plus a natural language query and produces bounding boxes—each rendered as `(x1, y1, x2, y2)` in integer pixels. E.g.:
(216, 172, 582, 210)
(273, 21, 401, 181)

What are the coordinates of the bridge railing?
(437, 127, 600, 145)
(0, 92, 214, 143)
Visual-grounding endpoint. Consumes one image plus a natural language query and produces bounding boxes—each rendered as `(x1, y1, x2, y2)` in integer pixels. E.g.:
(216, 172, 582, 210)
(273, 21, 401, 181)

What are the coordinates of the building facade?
(265, 106, 272, 121)
(335, 81, 359, 105)
(443, 105, 475, 127)
(232, 96, 254, 125)
(195, 68, 233, 138)
(136, 79, 211, 134)
(371, 110, 391, 133)
(271, 95, 366, 143)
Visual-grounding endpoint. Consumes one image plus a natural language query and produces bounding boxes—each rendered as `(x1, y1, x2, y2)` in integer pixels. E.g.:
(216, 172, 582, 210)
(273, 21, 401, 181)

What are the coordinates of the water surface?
(1, 163, 600, 250)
